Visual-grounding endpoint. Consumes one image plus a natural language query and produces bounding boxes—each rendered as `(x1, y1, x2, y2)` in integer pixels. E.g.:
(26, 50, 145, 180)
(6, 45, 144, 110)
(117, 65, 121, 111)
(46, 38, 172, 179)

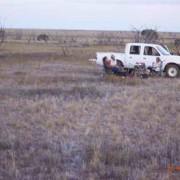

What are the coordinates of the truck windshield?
(156, 46, 170, 55)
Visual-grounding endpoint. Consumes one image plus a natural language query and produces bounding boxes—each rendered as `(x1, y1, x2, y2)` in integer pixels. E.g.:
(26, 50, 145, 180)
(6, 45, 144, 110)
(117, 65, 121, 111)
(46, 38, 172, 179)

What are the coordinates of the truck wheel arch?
(116, 60, 124, 67)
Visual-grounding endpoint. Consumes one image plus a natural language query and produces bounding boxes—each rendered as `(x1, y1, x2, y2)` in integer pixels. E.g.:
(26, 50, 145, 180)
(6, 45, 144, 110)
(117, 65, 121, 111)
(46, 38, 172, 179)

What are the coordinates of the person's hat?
(156, 57, 161, 61)
(111, 54, 115, 60)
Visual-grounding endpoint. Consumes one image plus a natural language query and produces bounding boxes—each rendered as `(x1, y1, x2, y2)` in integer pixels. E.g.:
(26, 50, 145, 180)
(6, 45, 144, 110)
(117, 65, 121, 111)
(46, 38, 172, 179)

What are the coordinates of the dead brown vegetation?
(0, 42, 180, 179)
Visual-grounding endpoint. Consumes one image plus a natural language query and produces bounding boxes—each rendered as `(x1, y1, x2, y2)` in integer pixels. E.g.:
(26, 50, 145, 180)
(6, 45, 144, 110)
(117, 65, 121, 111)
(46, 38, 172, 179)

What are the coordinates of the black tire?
(166, 65, 179, 78)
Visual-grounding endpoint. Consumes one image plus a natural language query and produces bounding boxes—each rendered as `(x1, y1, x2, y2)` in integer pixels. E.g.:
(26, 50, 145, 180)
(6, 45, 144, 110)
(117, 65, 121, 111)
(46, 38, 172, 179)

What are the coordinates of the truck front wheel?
(166, 65, 179, 78)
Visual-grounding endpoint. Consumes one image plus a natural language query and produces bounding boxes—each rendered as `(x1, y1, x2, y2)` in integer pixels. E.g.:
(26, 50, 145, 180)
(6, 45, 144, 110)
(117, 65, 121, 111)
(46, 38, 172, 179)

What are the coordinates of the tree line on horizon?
(1, 24, 180, 55)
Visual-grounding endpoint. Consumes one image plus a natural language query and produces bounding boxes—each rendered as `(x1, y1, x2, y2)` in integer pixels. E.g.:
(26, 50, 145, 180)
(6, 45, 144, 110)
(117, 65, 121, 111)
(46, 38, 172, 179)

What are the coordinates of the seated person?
(152, 57, 163, 75)
(103, 56, 122, 74)
(134, 62, 150, 78)
(110, 54, 117, 66)
(111, 54, 125, 69)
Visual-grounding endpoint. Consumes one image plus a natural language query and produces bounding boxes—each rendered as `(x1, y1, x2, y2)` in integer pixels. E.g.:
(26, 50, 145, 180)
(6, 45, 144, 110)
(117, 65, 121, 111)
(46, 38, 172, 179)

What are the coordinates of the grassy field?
(0, 42, 180, 180)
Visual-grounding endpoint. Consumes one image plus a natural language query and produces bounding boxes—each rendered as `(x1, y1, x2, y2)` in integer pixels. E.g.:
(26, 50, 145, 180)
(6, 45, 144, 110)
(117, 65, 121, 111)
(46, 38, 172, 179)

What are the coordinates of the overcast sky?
(0, 0, 180, 32)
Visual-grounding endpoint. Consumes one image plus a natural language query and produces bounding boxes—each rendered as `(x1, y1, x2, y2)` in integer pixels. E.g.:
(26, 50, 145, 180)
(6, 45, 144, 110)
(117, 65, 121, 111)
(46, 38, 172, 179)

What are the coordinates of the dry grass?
(0, 42, 180, 180)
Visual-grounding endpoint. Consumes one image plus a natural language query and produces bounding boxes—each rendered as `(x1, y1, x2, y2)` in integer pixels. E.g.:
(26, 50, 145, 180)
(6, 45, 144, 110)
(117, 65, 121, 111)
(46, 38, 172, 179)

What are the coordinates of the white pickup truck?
(96, 43, 180, 77)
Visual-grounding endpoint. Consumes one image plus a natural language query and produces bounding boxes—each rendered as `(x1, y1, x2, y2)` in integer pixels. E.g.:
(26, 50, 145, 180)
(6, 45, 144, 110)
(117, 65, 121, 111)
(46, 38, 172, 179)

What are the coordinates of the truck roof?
(127, 42, 162, 47)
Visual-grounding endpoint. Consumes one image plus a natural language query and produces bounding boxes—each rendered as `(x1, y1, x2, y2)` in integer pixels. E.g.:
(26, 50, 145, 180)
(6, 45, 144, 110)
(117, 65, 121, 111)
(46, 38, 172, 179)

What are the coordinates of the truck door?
(142, 46, 160, 67)
(126, 45, 142, 68)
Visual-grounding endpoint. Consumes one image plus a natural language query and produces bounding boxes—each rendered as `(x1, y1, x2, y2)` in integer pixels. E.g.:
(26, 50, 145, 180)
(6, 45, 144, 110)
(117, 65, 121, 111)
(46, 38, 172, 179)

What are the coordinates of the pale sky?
(0, 0, 180, 32)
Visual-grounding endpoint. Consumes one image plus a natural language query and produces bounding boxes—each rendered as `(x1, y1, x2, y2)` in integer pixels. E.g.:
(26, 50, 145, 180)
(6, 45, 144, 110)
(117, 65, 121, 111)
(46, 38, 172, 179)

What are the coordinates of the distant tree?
(97, 31, 115, 45)
(106, 31, 124, 46)
(51, 32, 59, 42)
(56, 31, 68, 46)
(26, 31, 36, 44)
(97, 32, 106, 45)
(129, 25, 144, 43)
(71, 35, 78, 44)
(0, 29, 5, 45)
(113, 31, 125, 46)
(37, 34, 49, 44)
(15, 30, 23, 40)
(0, 20, 6, 46)
(174, 38, 180, 55)
(141, 29, 159, 43)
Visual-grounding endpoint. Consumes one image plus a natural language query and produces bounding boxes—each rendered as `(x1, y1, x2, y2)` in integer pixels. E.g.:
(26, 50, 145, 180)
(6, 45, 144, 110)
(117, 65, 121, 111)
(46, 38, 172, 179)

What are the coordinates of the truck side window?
(130, 46, 141, 55)
(144, 46, 160, 56)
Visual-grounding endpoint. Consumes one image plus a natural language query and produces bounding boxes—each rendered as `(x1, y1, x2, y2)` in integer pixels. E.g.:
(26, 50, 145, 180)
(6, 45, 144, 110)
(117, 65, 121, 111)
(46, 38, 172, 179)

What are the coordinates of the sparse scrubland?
(0, 42, 180, 180)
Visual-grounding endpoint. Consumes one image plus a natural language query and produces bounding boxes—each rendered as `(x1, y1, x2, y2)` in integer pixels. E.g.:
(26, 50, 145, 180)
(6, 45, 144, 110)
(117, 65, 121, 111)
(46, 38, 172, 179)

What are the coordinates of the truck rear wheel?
(166, 65, 179, 78)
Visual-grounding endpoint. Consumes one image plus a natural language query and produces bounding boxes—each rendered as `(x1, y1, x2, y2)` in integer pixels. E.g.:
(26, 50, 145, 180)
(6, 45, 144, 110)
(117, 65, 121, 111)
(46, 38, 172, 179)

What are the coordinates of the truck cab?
(124, 43, 170, 67)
